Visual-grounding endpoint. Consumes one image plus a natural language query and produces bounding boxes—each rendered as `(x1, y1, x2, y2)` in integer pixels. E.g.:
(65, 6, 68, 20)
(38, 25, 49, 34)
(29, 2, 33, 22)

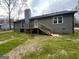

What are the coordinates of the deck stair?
(38, 23, 52, 35)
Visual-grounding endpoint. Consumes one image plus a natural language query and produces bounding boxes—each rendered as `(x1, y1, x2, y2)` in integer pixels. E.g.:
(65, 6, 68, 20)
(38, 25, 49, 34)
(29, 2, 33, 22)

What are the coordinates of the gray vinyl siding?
(14, 22, 21, 32)
(29, 20, 34, 29)
(30, 13, 74, 34)
(52, 14, 74, 33)
(14, 21, 25, 32)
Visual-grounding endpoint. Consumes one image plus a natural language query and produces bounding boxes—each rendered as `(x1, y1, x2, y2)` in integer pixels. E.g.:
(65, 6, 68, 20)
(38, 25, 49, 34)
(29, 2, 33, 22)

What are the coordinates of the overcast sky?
(0, 0, 78, 19)
(27, 0, 78, 17)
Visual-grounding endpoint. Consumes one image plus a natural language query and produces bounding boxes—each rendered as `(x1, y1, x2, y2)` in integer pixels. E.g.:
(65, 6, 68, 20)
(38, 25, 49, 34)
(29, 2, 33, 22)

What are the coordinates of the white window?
(58, 16, 63, 24)
(53, 17, 57, 24)
(53, 16, 63, 24)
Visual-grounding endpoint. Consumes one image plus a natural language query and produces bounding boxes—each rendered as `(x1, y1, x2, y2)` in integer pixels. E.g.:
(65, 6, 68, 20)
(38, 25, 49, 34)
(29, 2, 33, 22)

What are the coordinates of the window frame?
(53, 17, 58, 24)
(57, 16, 63, 24)
(53, 16, 63, 24)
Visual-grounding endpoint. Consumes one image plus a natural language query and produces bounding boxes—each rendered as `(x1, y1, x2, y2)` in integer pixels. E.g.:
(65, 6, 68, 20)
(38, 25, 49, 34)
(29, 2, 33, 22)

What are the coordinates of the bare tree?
(75, 0, 79, 10)
(17, 0, 28, 19)
(0, 0, 19, 30)
(0, 0, 27, 30)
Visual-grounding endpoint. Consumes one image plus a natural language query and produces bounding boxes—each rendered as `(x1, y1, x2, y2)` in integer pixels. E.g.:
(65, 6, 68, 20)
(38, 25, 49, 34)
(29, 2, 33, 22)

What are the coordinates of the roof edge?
(30, 10, 78, 20)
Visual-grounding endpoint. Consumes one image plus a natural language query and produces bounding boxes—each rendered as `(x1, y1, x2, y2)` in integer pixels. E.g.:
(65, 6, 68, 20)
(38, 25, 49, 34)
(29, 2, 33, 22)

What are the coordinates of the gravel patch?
(51, 34, 62, 37)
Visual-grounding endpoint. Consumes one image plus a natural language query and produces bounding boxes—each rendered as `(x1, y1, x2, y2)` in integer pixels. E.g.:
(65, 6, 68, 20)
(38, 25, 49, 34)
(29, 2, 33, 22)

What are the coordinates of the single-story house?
(0, 23, 10, 30)
(14, 9, 77, 35)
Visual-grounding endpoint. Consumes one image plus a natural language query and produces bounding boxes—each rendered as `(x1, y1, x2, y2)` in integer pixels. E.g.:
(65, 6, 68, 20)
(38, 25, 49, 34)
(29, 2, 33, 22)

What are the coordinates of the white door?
(34, 20, 38, 28)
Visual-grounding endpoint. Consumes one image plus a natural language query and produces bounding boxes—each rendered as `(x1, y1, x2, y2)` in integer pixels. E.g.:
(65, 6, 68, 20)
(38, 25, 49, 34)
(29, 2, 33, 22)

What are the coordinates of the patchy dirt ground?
(0, 30, 13, 33)
(0, 39, 14, 44)
(4, 38, 41, 59)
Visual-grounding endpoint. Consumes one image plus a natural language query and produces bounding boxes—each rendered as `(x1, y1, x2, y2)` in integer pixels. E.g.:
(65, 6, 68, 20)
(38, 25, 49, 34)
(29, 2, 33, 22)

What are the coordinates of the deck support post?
(30, 29, 32, 34)
(37, 29, 39, 34)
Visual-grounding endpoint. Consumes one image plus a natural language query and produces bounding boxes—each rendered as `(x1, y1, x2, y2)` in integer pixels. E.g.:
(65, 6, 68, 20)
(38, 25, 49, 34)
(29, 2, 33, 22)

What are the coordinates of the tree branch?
(10, 0, 18, 13)
(4, 0, 9, 5)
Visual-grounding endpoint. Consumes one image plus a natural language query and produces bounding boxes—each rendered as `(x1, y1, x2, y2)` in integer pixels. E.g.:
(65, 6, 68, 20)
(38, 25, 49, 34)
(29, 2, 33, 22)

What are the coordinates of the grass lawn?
(0, 32, 79, 59)
(0, 32, 14, 41)
(0, 32, 34, 55)
(23, 33, 79, 59)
